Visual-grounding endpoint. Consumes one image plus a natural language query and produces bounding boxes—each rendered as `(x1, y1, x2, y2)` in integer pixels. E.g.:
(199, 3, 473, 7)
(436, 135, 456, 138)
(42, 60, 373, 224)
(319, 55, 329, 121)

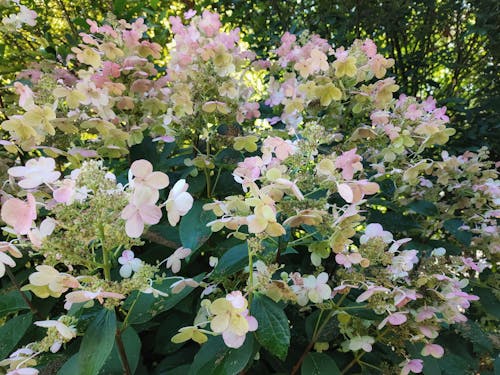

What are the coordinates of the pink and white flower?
(1, 193, 37, 235)
(64, 289, 125, 310)
(421, 343, 444, 358)
(8, 157, 60, 189)
(118, 250, 143, 278)
(165, 247, 191, 273)
(121, 188, 162, 238)
(400, 359, 423, 375)
(164, 179, 193, 226)
(128, 159, 169, 192)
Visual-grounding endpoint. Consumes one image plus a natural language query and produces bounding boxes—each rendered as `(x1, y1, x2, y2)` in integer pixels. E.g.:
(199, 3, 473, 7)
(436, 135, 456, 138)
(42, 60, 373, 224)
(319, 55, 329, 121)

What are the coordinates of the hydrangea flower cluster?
(0, 9, 497, 375)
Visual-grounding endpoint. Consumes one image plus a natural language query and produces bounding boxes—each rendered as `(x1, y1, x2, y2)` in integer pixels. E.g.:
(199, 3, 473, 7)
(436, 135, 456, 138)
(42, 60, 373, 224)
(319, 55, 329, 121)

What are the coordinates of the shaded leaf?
(189, 335, 254, 375)
(212, 243, 248, 278)
(443, 219, 472, 246)
(0, 313, 32, 359)
(0, 290, 31, 317)
(123, 274, 204, 325)
(251, 294, 290, 360)
(301, 352, 341, 375)
(180, 200, 216, 252)
(407, 200, 439, 216)
(78, 309, 117, 375)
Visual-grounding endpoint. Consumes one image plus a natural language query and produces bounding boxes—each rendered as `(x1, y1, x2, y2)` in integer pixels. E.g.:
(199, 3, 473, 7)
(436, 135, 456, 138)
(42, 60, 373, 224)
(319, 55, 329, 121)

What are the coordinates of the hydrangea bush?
(0, 8, 498, 375)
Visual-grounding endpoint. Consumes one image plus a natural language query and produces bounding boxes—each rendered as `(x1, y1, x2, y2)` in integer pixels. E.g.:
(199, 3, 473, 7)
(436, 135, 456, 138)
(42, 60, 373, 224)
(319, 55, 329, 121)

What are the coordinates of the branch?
(56, 0, 79, 41)
(115, 329, 132, 375)
(143, 230, 180, 249)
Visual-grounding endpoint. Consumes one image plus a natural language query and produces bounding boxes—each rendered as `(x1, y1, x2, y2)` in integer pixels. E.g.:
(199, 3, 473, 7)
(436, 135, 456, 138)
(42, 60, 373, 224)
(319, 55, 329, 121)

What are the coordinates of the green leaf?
(251, 294, 290, 360)
(212, 243, 248, 278)
(214, 148, 243, 169)
(407, 200, 439, 216)
(99, 327, 141, 374)
(0, 290, 31, 317)
(148, 223, 181, 249)
(189, 335, 254, 375)
(0, 313, 32, 359)
(378, 179, 396, 198)
(57, 353, 79, 375)
(443, 219, 472, 246)
(78, 309, 117, 375)
(475, 286, 500, 319)
(113, 0, 128, 16)
(179, 200, 216, 252)
(301, 352, 341, 375)
(130, 136, 159, 166)
(368, 210, 421, 232)
(422, 357, 442, 375)
(123, 274, 204, 325)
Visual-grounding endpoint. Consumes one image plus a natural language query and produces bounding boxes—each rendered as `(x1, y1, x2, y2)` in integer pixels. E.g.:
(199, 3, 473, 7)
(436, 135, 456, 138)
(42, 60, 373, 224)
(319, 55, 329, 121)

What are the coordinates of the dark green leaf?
(130, 136, 159, 166)
(475, 286, 499, 317)
(368, 210, 421, 232)
(0, 313, 32, 359)
(123, 274, 204, 325)
(423, 357, 442, 375)
(189, 335, 254, 375)
(78, 309, 117, 375)
(251, 294, 290, 360)
(0, 290, 31, 317)
(301, 352, 341, 375)
(148, 223, 181, 249)
(179, 200, 216, 252)
(214, 148, 243, 168)
(212, 243, 248, 278)
(443, 219, 472, 246)
(378, 179, 396, 198)
(407, 200, 439, 216)
(57, 353, 79, 375)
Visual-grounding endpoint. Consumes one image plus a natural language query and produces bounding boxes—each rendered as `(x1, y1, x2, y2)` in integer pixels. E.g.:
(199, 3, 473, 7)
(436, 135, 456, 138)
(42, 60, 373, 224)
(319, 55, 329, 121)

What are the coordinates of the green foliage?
(77, 309, 117, 375)
(179, 200, 216, 252)
(212, 243, 248, 278)
(301, 352, 341, 375)
(0, 290, 31, 317)
(189, 335, 255, 375)
(251, 294, 291, 360)
(0, 3, 497, 375)
(0, 313, 32, 359)
(123, 274, 204, 325)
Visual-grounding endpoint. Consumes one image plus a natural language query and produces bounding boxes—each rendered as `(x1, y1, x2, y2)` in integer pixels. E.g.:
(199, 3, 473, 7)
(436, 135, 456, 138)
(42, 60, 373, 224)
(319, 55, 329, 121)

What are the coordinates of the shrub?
(0, 8, 498, 375)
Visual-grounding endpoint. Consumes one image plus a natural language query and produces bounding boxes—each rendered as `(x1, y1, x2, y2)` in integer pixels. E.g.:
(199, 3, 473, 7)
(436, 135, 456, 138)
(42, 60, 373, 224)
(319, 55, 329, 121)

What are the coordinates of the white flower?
(171, 278, 199, 294)
(118, 250, 142, 278)
(360, 223, 393, 244)
(28, 218, 56, 248)
(8, 157, 60, 189)
(388, 250, 419, 278)
(164, 179, 193, 226)
(348, 336, 375, 352)
(303, 272, 332, 303)
(6, 368, 39, 375)
(142, 284, 169, 298)
(0, 251, 16, 278)
(34, 318, 77, 353)
(121, 188, 162, 238)
(293, 272, 332, 305)
(128, 159, 169, 192)
(165, 247, 191, 273)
